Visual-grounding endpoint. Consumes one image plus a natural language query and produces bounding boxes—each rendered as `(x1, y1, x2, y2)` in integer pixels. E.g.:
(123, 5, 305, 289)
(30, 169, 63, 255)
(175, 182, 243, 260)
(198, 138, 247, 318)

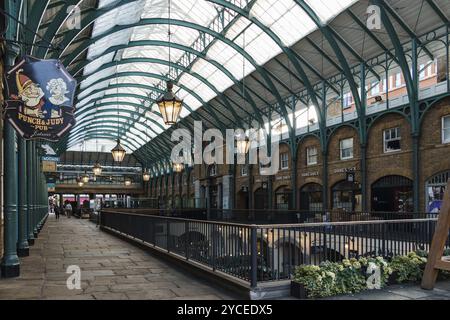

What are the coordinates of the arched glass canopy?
(36, 0, 356, 151)
(27, 0, 450, 166)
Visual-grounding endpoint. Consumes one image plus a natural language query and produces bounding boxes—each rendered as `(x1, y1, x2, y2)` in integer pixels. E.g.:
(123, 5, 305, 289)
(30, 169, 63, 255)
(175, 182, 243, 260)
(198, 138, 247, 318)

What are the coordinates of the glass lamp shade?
(125, 178, 132, 186)
(111, 139, 126, 162)
(157, 81, 183, 125)
(93, 162, 102, 176)
(77, 180, 84, 187)
(236, 138, 250, 154)
(143, 170, 151, 182)
(82, 172, 90, 184)
(173, 163, 184, 173)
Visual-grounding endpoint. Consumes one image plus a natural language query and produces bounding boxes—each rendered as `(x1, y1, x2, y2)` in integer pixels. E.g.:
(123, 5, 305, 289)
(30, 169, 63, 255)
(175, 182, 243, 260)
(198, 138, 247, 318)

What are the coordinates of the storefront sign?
(302, 171, 319, 177)
(42, 160, 57, 173)
(275, 175, 291, 181)
(4, 56, 76, 141)
(42, 156, 60, 162)
(333, 167, 357, 174)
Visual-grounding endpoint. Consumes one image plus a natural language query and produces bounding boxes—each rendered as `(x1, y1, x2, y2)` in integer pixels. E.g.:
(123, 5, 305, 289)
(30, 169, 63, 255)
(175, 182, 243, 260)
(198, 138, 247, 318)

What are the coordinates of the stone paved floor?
(322, 281, 450, 300)
(0, 215, 239, 300)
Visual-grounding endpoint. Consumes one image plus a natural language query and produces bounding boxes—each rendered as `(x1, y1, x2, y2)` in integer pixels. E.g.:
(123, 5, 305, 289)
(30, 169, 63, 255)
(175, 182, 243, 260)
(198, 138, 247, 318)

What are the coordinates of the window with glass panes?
(280, 152, 289, 170)
(443, 116, 450, 144)
(241, 165, 248, 176)
(307, 146, 318, 166)
(340, 138, 354, 160)
(384, 127, 401, 152)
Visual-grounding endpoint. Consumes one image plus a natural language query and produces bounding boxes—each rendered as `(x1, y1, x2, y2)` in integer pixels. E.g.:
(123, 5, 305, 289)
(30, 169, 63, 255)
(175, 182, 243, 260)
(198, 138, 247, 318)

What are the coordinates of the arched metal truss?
(17, 0, 450, 213)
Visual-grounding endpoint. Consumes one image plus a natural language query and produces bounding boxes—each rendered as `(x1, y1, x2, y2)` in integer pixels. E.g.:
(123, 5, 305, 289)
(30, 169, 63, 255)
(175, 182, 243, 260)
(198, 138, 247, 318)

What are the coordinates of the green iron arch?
(59, 18, 292, 132)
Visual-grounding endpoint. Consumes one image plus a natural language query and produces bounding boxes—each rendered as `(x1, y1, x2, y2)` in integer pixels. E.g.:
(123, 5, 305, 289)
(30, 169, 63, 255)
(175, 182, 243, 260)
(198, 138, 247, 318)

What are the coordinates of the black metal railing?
(101, 208, 439, 224)
(100, 210, 449, 287)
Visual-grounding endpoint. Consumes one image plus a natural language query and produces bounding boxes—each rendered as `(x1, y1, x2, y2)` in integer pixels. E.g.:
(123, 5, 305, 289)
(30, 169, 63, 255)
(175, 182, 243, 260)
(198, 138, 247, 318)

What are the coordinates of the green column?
(32, 142, 38, 238)
(1, 0, 21, 276)
(26, 141, 35, 245)
(17, 137, 29, 257)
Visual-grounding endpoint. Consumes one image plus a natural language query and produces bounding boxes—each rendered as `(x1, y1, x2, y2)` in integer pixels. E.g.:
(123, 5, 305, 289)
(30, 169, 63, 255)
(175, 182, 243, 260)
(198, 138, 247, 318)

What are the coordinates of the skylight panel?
(305, 0, 358, 24)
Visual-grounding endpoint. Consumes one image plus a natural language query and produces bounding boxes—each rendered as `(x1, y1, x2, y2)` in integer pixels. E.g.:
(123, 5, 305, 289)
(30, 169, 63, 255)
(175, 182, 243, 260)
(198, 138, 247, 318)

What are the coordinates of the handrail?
(100, 209, 438, 228)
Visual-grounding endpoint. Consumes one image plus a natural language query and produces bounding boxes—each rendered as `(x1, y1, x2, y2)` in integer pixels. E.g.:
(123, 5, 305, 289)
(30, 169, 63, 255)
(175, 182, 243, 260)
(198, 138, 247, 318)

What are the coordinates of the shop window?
(384, 127, 401, 153)
(426, 171, 450, 212)
(442, 116, 450, 144)
(340, 138, 354, 160)
(306, 146, 318, 166)
(280, 152, 289, 170)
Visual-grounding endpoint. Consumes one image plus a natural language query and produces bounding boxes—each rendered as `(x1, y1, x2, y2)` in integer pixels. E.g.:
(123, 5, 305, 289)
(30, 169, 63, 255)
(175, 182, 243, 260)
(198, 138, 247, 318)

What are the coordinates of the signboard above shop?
(4, 56, 76, 141)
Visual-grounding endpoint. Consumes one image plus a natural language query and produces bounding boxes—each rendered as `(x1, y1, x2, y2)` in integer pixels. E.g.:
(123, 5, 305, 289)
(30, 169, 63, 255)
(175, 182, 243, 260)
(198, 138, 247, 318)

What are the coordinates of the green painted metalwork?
(1, 0, 21, 278)
(17, 137, 30, 256)
(35, 0, 80, 57)
(25, 0, 50, 55)
(58, 18, 290, 129)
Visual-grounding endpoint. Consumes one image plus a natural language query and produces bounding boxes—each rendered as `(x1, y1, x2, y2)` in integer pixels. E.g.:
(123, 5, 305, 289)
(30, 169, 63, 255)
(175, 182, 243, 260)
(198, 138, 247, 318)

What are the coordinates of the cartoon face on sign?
(4, 56, 77, 141)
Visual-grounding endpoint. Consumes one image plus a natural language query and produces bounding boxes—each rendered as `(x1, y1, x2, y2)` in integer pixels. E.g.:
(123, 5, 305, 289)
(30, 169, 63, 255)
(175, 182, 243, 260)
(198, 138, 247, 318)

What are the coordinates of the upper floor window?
(371, 81, 380, 96)
(241, 165, 248, 176)
(395, 73, 402, 88)
(419, 64, 426, 80)
(343, 92, 353, 109)
(442, 116, 450, 144)
(340, 138, 354, 160)
(280, 152, 289, 170)
(209, 165, 217, 177)
(306, 146, 318, 166)
(384, 127, 401, 153)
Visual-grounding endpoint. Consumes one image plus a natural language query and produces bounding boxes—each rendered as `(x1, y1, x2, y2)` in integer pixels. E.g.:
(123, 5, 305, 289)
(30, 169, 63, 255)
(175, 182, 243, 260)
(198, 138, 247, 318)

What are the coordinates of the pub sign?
(4, 56, 76, 141)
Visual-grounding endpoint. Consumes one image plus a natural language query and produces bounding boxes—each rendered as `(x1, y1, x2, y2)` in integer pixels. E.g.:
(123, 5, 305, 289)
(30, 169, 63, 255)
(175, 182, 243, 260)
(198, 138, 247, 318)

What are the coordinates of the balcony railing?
(100, 210, 449, 287)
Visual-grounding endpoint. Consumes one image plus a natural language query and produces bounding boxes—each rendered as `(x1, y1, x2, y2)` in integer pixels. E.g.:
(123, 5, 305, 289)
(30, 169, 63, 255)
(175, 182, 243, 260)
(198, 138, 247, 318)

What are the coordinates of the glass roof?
(69, 0, 358, 152)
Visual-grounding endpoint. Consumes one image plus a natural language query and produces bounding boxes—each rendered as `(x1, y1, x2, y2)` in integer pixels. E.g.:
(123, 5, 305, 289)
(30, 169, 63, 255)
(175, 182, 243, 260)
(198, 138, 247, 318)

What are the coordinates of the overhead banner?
(4, 56, 76, 141)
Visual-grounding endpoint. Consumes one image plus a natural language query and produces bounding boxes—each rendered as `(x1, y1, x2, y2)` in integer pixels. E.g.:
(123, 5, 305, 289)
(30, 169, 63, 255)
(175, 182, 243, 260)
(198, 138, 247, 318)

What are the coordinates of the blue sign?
(4, 56, 76, 141)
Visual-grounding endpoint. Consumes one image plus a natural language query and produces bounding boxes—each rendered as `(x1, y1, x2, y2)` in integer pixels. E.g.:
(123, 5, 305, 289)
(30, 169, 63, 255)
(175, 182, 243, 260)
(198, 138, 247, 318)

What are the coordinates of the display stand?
(421, 180, 450, 290)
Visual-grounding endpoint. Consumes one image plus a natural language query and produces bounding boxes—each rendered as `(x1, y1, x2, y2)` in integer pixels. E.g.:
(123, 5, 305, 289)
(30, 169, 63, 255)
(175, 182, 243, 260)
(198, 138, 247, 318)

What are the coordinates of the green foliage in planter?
(293, 265, 336, 298)
(389, 252, 427, 283)
(293, 256, 392, 298)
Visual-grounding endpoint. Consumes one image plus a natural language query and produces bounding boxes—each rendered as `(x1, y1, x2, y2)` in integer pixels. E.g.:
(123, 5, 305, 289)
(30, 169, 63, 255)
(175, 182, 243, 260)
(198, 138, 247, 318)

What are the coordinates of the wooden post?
(421, 180, 450, 290)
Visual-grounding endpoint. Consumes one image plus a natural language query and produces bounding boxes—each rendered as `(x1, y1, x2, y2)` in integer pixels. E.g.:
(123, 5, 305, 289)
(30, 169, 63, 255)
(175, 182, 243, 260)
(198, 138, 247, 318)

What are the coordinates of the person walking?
(55, 205, 60, 220)
(65, 202, 73, 218)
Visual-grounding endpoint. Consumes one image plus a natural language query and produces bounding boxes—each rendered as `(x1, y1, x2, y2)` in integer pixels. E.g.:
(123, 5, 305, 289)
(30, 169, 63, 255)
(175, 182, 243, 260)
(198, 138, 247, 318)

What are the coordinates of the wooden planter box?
(291, 281, 309, 299)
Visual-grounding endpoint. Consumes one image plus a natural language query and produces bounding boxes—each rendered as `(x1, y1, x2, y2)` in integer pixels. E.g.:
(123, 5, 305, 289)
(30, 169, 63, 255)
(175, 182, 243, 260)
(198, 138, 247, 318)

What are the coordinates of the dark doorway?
(275, 187, 293, 210)
(254, 188, 269, 210)
(300, 183, 323, 211)
(371, 175, 413, 212)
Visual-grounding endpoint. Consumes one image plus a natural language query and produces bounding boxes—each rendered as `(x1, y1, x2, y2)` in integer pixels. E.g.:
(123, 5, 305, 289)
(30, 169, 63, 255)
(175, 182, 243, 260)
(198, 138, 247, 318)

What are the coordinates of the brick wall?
(150, 98, 450, 212)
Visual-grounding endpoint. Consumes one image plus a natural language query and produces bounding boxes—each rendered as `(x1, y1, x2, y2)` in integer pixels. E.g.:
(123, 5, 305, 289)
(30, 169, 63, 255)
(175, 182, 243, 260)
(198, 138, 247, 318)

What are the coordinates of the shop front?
(332, 180, 362, 212)
(425, 171, 450, 213)
(275, 186, 293, 210)
(299, 183, 323, 212)
(254, 187, 269, 210)
(371, 175, 413, 212)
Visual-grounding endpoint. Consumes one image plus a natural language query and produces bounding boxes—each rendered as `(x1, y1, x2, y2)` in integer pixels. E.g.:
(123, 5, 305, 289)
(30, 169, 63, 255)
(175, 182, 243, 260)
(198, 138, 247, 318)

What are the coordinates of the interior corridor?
(0, 215, 237, 300)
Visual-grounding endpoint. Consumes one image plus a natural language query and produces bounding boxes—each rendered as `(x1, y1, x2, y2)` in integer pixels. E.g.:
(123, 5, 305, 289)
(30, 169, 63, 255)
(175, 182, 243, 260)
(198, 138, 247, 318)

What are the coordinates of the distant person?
(65, 202, 73, 218)
(55, 205, 60, 220)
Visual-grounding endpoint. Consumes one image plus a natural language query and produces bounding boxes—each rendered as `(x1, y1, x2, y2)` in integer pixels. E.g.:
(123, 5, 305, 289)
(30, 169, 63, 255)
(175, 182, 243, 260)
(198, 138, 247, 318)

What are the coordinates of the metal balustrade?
(100, 210, 449, 287)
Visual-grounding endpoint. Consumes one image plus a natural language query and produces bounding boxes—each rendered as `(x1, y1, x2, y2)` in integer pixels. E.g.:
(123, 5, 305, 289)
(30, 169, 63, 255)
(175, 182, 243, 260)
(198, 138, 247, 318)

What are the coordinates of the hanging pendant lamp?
(157, 0, 183, 125)
(111, 62, 126, 162)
